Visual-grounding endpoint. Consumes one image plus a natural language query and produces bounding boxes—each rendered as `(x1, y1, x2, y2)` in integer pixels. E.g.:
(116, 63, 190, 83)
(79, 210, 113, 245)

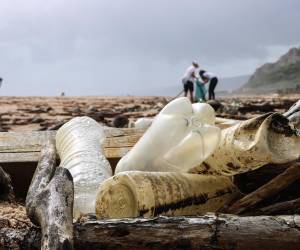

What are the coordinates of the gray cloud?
(0, 0, 299, 95)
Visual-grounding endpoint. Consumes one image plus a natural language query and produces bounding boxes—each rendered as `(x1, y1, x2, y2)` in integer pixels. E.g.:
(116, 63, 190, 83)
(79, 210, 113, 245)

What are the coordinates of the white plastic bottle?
(134, 118, 154, 129)
(96, 171, 239, 219)
(56, 116, 112, 217)
(115, 97, 221, 173)
(193, 112, 300, 176)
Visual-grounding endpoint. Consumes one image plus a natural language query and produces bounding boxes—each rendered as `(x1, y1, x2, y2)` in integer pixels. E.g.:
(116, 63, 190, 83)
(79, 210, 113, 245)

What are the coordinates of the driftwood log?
(1, 214, 300, 249)
(0, 166, 13, 200)
(25, 139, 74, 250)
(253, 197, 300, 215)
(227, 162, 300, 214)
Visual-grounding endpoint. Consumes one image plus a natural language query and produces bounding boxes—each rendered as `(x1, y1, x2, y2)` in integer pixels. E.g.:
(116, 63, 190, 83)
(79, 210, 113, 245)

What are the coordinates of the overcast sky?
(0, 0, 299, 96)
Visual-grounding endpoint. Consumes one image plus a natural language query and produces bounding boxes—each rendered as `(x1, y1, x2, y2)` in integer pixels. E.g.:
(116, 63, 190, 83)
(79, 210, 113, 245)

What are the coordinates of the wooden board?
(0, 128, 145, 163)
(0, 119, 238, 163)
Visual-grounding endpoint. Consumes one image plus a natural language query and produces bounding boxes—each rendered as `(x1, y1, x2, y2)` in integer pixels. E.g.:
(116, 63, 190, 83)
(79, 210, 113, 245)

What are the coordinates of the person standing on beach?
(200, 70, 218, 100)
(182, 62, 199, 102)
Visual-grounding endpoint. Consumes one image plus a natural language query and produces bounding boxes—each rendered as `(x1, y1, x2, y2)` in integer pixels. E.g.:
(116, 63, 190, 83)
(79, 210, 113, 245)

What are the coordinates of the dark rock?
(112, 115, 129, 128)
(31, 116, 44, 123)
(0, 166, 14, 200)
(207, 100, 223, 111)
(87, 105, 98, 113)
(89, 112, 105, 122)
(0, 127, 7, 132)
(43, 106, 53, 112)
(47, 120, 66, 131)
(71, 106, 81, 114)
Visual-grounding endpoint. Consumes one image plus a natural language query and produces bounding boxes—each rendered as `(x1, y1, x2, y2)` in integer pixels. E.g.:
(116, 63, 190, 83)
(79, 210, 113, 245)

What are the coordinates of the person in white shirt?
(199, 70, 218, 100)
(181, 62, 199, 102)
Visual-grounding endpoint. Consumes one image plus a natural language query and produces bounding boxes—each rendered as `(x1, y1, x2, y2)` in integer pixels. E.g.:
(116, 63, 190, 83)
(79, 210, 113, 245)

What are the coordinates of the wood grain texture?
(0, 128, 145, 163)
(2, 214, 300, 249)
(25, 139, 74, 250)
(227, 162, 300, 214)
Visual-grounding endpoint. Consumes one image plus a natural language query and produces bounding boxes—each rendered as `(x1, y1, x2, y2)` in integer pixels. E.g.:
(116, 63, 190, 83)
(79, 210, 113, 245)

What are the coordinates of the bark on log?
(2, 214, 300, 250)
(227, 162, 300, 214)
(253, 197, 300, 215)
(25, 139, 74, 250)
(0, 166, 13, 200)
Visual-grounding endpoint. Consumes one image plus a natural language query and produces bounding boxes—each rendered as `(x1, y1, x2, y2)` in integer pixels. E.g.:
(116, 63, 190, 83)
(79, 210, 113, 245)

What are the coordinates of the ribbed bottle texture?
(56, 116, 112, 217)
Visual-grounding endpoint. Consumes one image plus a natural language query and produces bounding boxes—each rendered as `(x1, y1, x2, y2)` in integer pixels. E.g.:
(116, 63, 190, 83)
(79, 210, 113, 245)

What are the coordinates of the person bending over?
(182, 62, 199, 102)
(200, 70, 218, 100)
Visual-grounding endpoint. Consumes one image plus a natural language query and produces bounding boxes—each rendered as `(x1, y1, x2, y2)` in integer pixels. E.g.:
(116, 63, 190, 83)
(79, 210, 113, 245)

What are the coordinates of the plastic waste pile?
(55, 98, 300, 219)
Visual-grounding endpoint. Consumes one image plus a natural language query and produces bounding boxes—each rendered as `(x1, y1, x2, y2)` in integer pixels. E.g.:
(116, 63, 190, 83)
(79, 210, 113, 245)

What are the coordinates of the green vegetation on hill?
(251, 61, 300, 86)
(241, 47, 300, 93)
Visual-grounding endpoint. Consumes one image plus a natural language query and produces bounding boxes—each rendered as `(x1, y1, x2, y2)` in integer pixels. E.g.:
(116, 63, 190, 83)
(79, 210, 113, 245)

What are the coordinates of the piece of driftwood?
(227, 162, 300, 214)
(0, 166, 13, 200)
(25, 139, 74, 250)
(0, 119, 237, 164)
(253, 197, 300, 215)
(0, 128, 145, 163)
(2, 214, 300, 249)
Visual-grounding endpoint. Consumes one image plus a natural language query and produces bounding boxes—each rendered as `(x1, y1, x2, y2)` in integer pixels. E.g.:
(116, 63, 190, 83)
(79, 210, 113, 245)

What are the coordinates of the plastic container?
(96, 171, 238, 219)
(134, 118, 154, 129)
(115, 97, 221, 173)
(192, 113, 300, 176)
(56, 116, 112, 217)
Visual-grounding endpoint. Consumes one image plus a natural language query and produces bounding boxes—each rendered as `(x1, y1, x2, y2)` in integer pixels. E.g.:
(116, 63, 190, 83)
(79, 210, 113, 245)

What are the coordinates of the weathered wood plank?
(0, 152, 41, 163)
(0, 119, 238, 163)
(0, 131, 55, 152)
(0, 128, 145, 162)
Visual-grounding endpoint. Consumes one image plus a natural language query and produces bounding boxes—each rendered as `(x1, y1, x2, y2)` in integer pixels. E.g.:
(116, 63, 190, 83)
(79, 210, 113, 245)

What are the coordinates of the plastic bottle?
(192, 112, 300, 176)
(115, 97, 221, 173)
(134, 118, 154, 129)
(284, 100, 300, 129)
(96, 171, 238, 219)
(56, 116, 112, 217)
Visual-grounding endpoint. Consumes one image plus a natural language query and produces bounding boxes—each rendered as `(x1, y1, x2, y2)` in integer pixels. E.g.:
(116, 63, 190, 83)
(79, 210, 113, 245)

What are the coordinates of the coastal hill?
(240, 47, 300, 94)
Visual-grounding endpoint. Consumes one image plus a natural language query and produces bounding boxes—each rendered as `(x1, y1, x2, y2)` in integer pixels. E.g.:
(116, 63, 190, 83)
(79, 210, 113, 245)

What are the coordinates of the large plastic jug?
(56, 116, 112, 217)
(115, 97, 221, 173)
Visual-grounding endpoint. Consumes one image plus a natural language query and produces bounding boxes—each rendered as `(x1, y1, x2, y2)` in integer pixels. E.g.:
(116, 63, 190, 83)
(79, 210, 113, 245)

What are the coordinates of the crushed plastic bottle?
(56, 116, 112, 217)
(284, 100, 300, 129)
(115, 97, 221, 173)
(192, 112, 300, 176)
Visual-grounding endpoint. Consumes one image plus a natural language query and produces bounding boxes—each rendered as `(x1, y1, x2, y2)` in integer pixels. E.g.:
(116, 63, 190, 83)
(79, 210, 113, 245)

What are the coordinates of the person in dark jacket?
(199, 70, 218, 100)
